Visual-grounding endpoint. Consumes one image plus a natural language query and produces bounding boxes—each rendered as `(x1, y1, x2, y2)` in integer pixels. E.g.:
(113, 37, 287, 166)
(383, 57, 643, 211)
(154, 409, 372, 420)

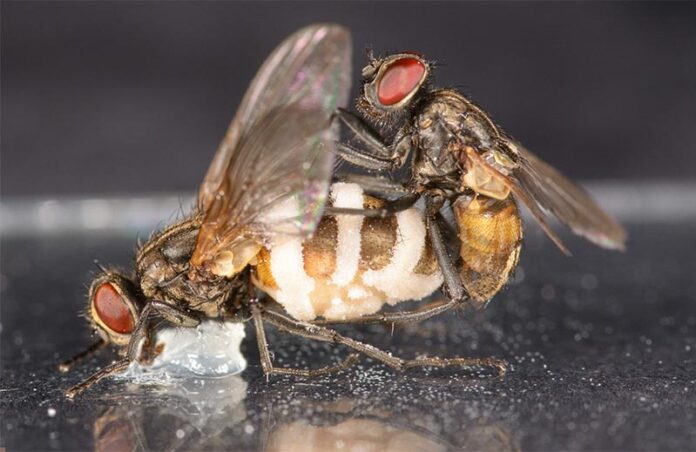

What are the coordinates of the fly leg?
(124, 301, 200, 360)
(262, 308, 506, 376)
(425, 196, 469, 304)
(324, 192, 420, 218)
(333, 173, 411, 197)
(261, 307, 404, 369)
(310, 298, 460, 326)
(332, 108, 401, 171)
(64, 360, 132, 400)
(58, 339, 107, 373)
(65, 301, 200, 399)
(251, 304, 359, 379)
(335, 142, 396, 171)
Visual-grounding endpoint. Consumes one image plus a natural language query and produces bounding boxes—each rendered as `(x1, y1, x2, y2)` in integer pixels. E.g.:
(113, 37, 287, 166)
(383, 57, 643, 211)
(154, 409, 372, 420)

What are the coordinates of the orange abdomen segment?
(454, 196, 522, 306)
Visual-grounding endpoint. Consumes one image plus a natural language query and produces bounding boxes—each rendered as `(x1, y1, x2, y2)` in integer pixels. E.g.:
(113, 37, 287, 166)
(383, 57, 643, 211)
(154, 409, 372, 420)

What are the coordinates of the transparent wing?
(509, 141, 627, 250)
(191, 24, 351, 269)
(464, 142, 627, 253)
(198, 24, 351, 210)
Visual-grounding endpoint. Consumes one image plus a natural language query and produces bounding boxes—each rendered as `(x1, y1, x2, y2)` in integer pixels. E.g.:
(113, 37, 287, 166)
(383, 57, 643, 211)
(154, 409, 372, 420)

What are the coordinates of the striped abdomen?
(253, 183, 443, 321)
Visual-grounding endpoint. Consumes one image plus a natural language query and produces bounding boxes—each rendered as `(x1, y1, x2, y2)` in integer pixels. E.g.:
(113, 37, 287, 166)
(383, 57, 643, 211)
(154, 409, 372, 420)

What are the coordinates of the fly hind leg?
(310, 298, 460, 326)
(261, 307, 507, 377)
(251, 304, 359, 379)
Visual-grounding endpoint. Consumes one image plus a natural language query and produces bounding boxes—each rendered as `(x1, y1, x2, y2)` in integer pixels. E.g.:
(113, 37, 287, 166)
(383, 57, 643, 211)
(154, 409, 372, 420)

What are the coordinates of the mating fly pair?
(61, 23, 625, 398)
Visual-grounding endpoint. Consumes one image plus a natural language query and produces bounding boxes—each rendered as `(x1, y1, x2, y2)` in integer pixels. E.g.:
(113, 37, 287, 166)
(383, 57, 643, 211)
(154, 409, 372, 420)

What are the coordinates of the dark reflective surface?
(2, 213, 696, 450)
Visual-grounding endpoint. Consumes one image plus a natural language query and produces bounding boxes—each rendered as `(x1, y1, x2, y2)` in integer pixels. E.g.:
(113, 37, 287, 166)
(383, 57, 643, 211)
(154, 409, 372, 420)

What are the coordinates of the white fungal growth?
(118, 321, 247, 383)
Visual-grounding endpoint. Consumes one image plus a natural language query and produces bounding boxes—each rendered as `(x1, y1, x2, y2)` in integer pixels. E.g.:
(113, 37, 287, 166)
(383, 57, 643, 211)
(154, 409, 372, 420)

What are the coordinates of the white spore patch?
(330, 182, 364, 287)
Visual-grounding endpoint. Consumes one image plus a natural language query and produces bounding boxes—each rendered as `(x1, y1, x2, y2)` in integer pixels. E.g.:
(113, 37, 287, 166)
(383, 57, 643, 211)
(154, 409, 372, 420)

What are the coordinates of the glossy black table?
(2, 184, 695, 451)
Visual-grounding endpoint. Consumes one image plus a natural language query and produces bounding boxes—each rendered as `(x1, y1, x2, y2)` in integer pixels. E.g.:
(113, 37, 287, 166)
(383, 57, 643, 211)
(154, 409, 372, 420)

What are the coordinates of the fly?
(331, 51, 627, 309)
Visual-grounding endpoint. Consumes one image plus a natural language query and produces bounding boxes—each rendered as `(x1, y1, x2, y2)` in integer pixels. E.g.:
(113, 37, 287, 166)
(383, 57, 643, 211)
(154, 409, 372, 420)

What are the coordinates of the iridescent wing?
(464, 141, 627, 253)
(509, 141, 627, 251)
(191, 24, 352, 271)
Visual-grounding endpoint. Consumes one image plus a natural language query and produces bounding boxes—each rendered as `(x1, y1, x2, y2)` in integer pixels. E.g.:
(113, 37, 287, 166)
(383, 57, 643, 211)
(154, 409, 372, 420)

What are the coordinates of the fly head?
(88, 271, 143, 347)
(358, 52, 431, 127)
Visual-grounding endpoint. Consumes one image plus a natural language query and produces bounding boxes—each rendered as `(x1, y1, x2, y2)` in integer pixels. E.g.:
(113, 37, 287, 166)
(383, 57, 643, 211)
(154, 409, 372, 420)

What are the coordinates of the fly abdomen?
(453, 195, 523, 306)
(253, 183, 443, 321)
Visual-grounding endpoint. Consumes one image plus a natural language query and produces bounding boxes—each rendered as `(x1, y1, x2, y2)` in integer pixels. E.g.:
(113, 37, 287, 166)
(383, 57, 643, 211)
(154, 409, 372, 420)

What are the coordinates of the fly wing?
(191, 24, 351, 269)
(506, 140, 627, 251)
(198, 24, 352, 211)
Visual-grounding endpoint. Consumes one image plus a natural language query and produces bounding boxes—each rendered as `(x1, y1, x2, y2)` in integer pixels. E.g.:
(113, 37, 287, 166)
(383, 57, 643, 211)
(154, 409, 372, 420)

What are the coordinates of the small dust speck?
(244, 424, 255, 435)
(580, 274, 598, 290)
(47, 407, 56, 417)
(176, 429, 185, 439)
(540, 284, 556, 301)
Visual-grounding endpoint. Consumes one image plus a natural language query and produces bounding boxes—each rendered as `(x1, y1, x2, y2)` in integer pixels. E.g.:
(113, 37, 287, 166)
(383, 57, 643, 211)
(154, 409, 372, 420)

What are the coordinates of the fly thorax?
(135, 218, 235, 314)
(136, 223, 199, 299)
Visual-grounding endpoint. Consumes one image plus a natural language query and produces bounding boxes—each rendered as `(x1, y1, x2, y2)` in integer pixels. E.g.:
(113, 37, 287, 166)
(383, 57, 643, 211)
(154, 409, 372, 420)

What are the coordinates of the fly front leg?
(333, 173, 411, 197)
(335, 142, 396, 171)
(251, 304, 359, 379)
(324, 191, 420, 218)
(332, 108, 411, 172)
(58, 339, 107, 373)
(124, 301, 200, 360)
(65, 301, 200, 399)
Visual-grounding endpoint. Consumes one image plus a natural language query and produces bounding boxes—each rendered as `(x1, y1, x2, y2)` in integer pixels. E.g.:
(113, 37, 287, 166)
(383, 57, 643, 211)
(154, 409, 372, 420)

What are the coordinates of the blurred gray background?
(2, 2, 695, 197)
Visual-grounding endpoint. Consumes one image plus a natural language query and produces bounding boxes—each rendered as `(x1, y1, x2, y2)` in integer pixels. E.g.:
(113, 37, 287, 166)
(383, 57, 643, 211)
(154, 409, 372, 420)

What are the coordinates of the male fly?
(61, 25, 505, 399)
(332, 52, 627, 313)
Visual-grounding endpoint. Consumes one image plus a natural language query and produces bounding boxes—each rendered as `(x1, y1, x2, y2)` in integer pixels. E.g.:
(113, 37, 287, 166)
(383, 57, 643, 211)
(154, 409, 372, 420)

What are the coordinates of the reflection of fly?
(333, 52, 627, 307)
(61, 25, 504, 399)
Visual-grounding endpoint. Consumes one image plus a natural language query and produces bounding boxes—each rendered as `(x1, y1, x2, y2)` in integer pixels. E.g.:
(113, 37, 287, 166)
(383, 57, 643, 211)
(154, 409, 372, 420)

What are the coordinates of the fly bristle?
(365, 47, 376, 64)
(93, 260, 109, 274)
(331, 158, 345, 175)
(356, 94, 402, 130)
(149, 225, 159, 241)
(80, 306, 96, 330)
(79, 308, 90, 320)
(427, 57, 443, 69)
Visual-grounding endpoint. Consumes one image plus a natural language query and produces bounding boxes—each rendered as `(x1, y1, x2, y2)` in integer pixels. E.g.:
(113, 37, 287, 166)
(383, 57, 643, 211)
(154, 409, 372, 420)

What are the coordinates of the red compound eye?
(377, 57, 426, 106)
(94, 283, 134, 334)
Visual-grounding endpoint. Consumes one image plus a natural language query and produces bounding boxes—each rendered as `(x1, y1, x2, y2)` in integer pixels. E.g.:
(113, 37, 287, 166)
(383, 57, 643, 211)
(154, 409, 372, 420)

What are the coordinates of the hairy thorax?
(135, 218, 238, 318)
(412, 89, 502, 192)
